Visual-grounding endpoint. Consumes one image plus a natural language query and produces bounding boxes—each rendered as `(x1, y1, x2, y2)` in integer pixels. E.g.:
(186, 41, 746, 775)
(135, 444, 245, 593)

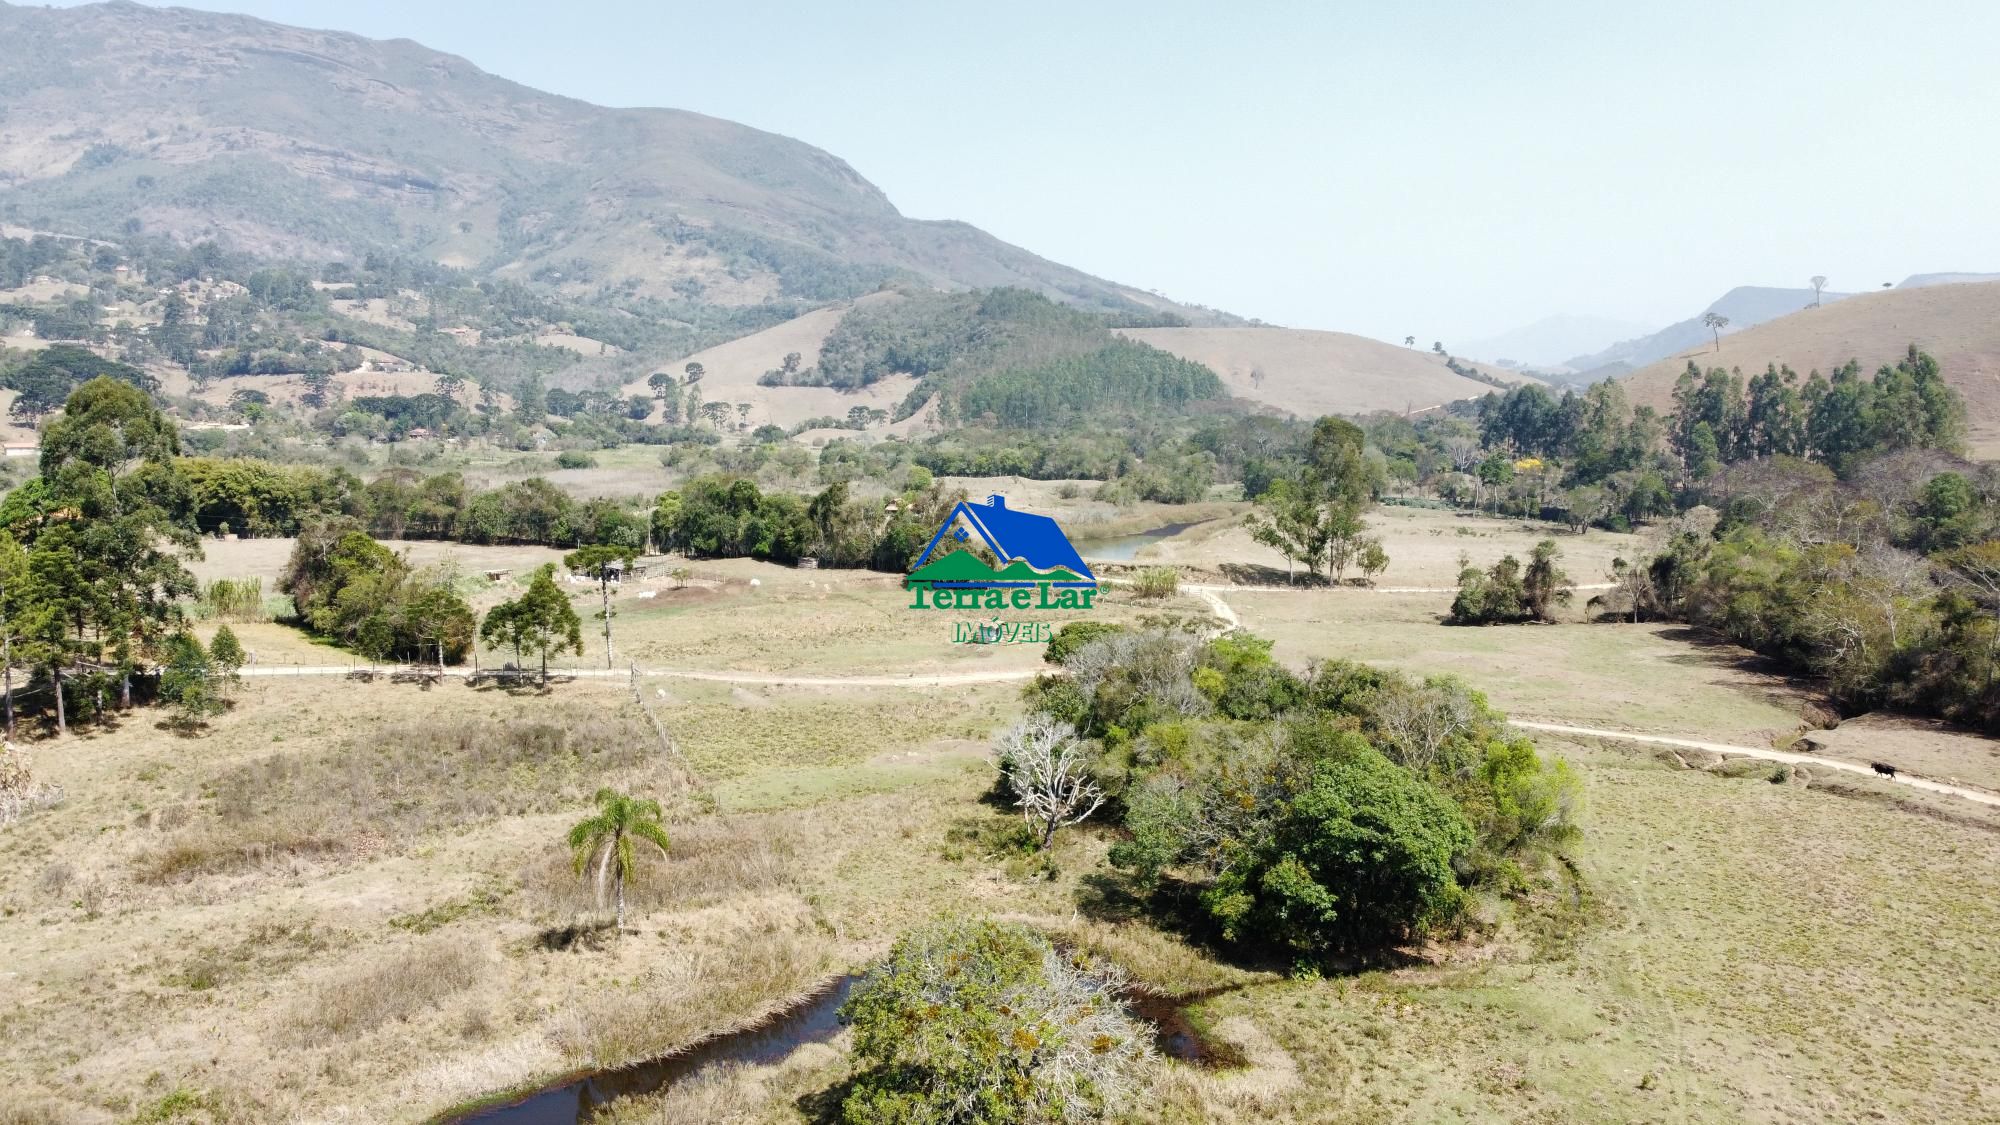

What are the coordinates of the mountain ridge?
(1563, 285, 1852, 376)
(0, 0, 1225, 323)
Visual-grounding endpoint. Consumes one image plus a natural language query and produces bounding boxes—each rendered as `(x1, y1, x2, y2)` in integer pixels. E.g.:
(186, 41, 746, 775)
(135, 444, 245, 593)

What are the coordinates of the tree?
(33, 378, 197, 717)
(1245, 473, 1330, 583)
(0, 534, 25, 739)
(1405, 336, 1416, 347)
(1702, 312, 1729, 352)
(1522, 539, 1574, 621)
(1119, 730, 1474, 955)
(207, 624, 244, 697)
(838, 919, 1150, 1125)
(1810, 275, 1829, 307)
(996, 716, 1105, 850)
(300, 368, 336, 409)
(564, 545, 636, 669)
(567, 787, 671, 931)
(159, 631, 223, 732)
(682, 361, 705, 385)
(1358, 537, 1390, 586)
(481, 564, 583, 683)
(646, 371, 676, 403)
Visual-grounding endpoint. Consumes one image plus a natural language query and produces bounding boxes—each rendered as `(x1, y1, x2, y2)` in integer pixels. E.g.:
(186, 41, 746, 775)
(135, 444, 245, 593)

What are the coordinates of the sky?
(44, 0, 2000, 344)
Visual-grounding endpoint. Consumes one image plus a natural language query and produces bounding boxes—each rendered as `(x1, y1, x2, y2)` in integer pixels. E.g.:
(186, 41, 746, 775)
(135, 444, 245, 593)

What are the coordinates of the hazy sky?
(48, 0, 2000, 343)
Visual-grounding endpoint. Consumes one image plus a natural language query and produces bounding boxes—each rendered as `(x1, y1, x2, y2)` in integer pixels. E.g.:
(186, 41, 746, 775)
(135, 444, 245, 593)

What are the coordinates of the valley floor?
(5, 510, 1999, 1124)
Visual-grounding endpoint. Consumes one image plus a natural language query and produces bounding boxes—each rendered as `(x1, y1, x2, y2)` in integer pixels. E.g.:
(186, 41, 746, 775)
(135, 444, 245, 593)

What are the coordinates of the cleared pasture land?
(8, 520, 2000, 1122)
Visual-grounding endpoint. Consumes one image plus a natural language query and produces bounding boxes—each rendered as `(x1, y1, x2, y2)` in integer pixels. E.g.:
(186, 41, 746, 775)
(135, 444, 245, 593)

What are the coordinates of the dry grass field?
(1116, 326, 1539, 418)
(1619, 280, 2000, 459)
(612, 294, 923, 434)
(7, 495, 2000, 1123)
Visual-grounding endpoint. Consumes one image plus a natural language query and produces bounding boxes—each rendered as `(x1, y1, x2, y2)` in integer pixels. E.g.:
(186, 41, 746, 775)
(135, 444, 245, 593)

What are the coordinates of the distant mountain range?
(1898, 272, 2000, 289)
(0, 0, 1222, 323)
(1562, 286, 1854, 377)
(1454, 314, 1656, 371)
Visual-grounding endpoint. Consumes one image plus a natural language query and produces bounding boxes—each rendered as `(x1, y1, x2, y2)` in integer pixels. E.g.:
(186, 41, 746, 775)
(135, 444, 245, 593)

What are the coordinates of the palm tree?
(568, 788, 671, 931)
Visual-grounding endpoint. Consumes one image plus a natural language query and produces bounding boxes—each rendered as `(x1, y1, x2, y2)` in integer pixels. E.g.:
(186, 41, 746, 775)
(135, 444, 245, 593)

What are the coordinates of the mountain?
(1454, 314, 1655, 371)
(1113, 327, 1542, 418)
(1898, 272, 2000, 289)
(1617, 281, 2000, 460)
(0, 0, 1218, 323)
(1564, 286, 1852, 376)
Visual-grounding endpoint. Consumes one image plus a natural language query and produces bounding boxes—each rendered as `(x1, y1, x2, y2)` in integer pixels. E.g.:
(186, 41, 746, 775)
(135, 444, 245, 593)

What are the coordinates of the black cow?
(1870, 761, 1899, 779)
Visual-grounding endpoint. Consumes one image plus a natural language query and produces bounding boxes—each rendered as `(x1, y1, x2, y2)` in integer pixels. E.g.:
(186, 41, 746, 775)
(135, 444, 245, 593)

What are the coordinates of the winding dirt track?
(239, 582, 1999, 810)
(1509, 721, 2000, 809)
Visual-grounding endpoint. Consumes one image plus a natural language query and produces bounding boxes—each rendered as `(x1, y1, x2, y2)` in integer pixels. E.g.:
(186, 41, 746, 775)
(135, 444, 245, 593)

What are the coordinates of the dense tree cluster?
(277, 520, 475, 665)
(1448, 540, 1574, 624)
(1594, 452, 2000, 731)
(652, 474, 961, 571)
(1026, 627, 1580, 960)
(2, 345, 157, 420)
(763, 288, 1225, 429)
(0, 378, 199, 733)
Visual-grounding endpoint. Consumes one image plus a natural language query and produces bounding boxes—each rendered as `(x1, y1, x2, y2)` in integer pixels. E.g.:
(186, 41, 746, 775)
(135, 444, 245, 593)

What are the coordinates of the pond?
(447, 975, 1239, 1124)
(1072, 520, 1208, 561)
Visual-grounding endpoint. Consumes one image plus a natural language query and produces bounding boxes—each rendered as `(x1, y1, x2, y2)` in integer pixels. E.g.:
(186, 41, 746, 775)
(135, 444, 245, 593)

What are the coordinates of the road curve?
(1512, 720, 2000, 809)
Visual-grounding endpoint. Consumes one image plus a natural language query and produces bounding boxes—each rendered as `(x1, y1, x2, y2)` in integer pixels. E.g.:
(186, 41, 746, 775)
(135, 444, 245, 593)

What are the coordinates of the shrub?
(839, 919, 1152, 1124)
(555, 450, 597, 469)
(1114, 725, 1474, 956)
(202, 577, 265, 621)
(1043, 621, 1125, 666)
(1131, 567, 1178, 599)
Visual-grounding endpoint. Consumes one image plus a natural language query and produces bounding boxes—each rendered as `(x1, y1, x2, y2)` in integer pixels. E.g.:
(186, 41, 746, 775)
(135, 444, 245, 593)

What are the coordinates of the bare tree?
(1809, 275, 1828, 307)
(1442, 433, 1482, 472)
(1370, 675, 1480, 774)
(995, 716, 1105, 849)
(1701, 312, 1729, 352)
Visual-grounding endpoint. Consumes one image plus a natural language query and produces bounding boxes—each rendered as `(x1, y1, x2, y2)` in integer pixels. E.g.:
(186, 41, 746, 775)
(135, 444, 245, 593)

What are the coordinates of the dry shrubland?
(289, 938, 489, 1045)
(137, 709, 669, 882)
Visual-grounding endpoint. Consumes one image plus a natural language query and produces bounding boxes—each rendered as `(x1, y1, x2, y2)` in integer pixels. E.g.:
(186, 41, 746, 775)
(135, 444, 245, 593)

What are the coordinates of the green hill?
(906, 550, 1002, 585)
(993, 559, 1086, 583)
(906, 550, 1085, 585)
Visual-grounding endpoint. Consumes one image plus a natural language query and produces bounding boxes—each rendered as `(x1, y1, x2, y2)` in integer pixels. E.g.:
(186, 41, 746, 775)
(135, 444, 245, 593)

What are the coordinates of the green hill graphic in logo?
(906, 550, 1084, 587)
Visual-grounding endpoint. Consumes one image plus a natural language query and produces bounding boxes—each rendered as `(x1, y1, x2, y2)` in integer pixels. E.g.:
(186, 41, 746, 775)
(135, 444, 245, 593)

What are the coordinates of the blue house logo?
(906, 495, 1097, 611)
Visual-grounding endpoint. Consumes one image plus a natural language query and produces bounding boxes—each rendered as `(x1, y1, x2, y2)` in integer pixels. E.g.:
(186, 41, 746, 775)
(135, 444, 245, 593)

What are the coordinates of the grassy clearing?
(4, 543, 1999, 1123)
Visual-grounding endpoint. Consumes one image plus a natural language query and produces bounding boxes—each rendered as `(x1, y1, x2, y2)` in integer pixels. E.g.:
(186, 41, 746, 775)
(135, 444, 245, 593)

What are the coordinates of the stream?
(1072, 520, 1209, 561)
(450, 976, 1239, 1124)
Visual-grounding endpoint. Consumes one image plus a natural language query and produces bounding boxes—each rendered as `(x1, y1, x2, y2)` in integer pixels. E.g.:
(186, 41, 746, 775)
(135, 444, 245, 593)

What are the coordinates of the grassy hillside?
(1117, 326, 1535, 418)
(0, 0, 1219, 324)
(1619, 281, 2000, 458)
(1563, 285, 1854, 375)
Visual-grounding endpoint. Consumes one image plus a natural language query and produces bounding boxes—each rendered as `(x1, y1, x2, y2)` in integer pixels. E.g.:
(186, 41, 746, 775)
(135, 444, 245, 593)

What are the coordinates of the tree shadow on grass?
(1653, 625, 1835, 716)
(1076, 868, 1436, 976)
(1217, 561, 1326, 588)
(793, 1073, 858, 1125)
(535, 918, 617, 952)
